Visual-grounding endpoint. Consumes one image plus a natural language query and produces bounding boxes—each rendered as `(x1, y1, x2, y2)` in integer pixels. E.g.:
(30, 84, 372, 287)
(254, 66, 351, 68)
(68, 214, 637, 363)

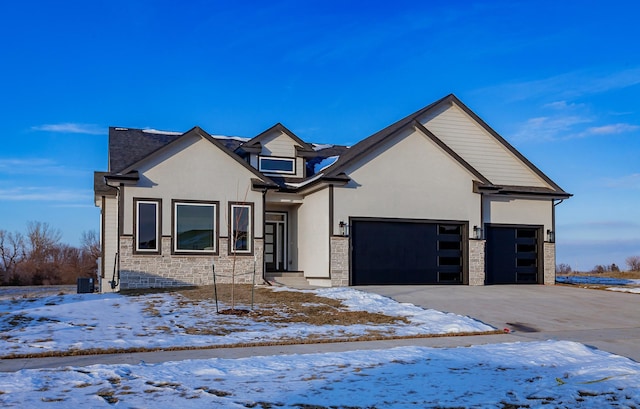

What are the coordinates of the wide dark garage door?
(486, 225, 540, 284)
(351, 219, 464, 285)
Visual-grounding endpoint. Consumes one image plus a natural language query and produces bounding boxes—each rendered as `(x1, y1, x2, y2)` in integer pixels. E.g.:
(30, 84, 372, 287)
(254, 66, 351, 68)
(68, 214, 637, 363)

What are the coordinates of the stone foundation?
(118, 236, 264, 290)
(468, 239, 485, 286)
(543, 242, 556, 285)
(330, 236, 349, 286)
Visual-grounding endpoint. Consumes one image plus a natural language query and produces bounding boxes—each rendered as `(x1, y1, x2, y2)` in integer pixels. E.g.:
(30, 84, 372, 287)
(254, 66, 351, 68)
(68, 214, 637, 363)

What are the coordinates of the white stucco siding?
(484, 196, 552, 232)
(297, 187, 330, 278)
(122, 135, 264, 238)
(420, 103, 550, 188)
(333, 128, 481, 233)
(101, 196, 119, 291)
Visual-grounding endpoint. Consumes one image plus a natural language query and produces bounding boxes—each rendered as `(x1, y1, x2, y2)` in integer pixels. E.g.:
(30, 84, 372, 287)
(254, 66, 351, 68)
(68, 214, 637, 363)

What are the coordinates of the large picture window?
(173, 201, 217, 254)
(229, 203, 253, 254)
(258, 156, 295, 174)
(135, 199, 161, 254)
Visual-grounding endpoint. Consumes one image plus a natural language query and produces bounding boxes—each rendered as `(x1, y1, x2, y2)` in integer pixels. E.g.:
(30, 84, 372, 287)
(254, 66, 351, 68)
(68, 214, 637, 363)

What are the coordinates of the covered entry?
(486, 225, 541, 284)
(350, 219, 465, 285)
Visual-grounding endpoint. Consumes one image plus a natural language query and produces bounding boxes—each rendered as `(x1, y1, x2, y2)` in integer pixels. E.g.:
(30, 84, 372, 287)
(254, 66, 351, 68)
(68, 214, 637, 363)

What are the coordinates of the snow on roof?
(212, 135, 250, 142)
(142, 128, 183, 135)
(313, 155, 339, 173)
(284, 172, 325, 189)
(312, 143, 334, 151)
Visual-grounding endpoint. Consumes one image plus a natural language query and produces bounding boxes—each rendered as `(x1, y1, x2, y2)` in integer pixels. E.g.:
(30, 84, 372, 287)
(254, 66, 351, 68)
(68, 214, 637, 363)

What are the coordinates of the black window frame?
(172, 200, 219, 255)
(229, 202, 254, 255)
(258, 156, 296, 175)
(134, 198, 162, 255)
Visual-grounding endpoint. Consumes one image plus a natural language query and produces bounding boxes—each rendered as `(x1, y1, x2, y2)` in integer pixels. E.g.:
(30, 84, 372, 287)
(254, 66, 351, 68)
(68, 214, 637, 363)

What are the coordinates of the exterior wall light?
(547, 229, 555, 243)
(339, 221, 349, 237)
(473, 225, 483, 240)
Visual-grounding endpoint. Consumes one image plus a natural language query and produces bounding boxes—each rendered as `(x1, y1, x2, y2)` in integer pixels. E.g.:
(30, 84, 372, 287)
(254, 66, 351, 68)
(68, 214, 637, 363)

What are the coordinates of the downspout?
(104, 178, 122, 290)
(261, 187, 269, 285)
(552, 199, 564, 238)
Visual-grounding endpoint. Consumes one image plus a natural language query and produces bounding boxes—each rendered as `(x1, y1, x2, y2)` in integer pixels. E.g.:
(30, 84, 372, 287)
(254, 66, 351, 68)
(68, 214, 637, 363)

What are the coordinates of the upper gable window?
(258, 156, 295, 174)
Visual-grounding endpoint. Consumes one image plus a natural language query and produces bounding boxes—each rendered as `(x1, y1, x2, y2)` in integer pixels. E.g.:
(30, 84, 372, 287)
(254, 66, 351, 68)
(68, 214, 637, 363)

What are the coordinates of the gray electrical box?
(77, 277, 95, 294)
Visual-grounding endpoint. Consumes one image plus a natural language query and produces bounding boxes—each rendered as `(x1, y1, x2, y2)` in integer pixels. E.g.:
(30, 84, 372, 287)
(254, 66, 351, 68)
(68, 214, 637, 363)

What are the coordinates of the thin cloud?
(0, 187, 90, 202)
(0, 158, 67, 175)
(479, 67, 640, 102)
(601, 173, 640, 189)
(512, 115, 592, 142)
(582, 123, 640, 136)
(31, 123, 105, 135)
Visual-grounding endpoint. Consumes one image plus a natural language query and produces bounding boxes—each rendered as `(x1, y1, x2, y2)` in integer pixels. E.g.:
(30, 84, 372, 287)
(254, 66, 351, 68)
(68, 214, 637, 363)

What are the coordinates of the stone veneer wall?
(118, 236, 264, 290)
(543, 242, 556, 285)
(330, 236, 349, 287)
(468, 239, 485, 286)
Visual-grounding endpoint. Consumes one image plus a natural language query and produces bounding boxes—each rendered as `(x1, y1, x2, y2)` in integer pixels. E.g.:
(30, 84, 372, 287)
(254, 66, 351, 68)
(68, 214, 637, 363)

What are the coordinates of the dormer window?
(258, 156, 295, 174)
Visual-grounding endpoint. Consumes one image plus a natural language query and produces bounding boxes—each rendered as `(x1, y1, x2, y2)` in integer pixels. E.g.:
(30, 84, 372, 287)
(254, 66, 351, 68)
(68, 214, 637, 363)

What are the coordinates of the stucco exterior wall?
(297, 187, 330, 279)
(483, 196, 553, 234)
(333, 127, 481, 234)
(118, 236, 263, 290)
(121, 135, 264, 238)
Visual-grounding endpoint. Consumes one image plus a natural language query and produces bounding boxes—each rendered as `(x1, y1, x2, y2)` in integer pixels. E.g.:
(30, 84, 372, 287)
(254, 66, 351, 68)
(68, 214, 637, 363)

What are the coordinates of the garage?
(350, 219, 464, 285)
(486, 225, 540, 284)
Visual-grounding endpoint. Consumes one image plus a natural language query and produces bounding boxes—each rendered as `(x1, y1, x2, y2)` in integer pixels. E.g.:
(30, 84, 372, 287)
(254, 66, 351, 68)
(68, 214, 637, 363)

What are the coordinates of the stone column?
(330, 236, 349, 287)
(468, 239, 486, 286)
(543, 242, 556, 285)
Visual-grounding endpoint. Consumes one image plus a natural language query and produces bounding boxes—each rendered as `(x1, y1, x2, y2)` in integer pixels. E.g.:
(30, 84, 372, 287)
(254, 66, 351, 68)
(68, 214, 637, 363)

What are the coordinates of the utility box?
(77, 277, 95, 294)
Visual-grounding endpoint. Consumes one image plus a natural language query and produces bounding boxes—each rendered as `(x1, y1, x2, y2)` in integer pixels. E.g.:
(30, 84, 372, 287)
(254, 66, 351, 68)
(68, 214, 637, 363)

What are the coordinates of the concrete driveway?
(358, 284, 640, 361)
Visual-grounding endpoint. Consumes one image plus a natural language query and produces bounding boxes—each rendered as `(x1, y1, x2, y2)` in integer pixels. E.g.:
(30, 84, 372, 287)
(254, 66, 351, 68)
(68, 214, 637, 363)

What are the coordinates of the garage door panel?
(486, 226, 540, 284)
(351, 220, 462, 285)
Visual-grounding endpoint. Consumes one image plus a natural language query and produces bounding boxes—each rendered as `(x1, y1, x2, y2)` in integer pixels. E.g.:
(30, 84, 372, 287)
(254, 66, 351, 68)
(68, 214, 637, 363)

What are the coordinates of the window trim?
(134, 198, 162, 255)
(229, 202, 254, 255)
(172, 200, 219, 255)
(258, 156, 296, 175)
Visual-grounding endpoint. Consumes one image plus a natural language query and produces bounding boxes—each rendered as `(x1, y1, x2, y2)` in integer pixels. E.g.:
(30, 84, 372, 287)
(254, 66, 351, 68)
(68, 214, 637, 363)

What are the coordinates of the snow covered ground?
(557, 275, 640, 294)
(1, 340, 639, 408)
(2, 287, 640, 407)
(0, 287, 493, 357)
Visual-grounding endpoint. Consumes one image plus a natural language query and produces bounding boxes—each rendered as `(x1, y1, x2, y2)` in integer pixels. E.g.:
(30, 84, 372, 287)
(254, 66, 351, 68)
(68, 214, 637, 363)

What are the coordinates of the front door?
(265, 212, 287, 272)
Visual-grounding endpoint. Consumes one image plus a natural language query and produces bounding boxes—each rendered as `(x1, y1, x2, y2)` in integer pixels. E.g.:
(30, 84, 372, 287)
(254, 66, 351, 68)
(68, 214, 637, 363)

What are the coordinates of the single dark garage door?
(486, 226, 540, 284)
(351, 220, 464, 285)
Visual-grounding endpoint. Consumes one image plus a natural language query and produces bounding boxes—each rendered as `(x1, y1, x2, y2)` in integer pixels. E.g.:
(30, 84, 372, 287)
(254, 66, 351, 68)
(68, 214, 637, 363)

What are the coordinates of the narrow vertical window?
(135, 199, 161, 253)
(230, 203, 253, 254)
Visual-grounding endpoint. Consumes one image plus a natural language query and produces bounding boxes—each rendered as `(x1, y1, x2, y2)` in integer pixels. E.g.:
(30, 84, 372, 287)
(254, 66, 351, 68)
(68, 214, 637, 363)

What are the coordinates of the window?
(173, 201, 217, 253)
(230, 203, 253, 254)
(135, 199, 161, 253)
(258, 156, 295, 174)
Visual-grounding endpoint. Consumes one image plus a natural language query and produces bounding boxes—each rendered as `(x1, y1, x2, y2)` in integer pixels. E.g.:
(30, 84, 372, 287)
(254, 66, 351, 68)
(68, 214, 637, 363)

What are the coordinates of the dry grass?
(0, 284, 502, 360)
(563, 271, 640, 279)
(172, 285, 408, 326)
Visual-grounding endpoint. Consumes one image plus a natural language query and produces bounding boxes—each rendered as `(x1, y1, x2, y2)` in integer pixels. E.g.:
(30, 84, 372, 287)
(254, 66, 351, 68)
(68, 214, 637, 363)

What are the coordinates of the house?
(94, 94, 571, 292)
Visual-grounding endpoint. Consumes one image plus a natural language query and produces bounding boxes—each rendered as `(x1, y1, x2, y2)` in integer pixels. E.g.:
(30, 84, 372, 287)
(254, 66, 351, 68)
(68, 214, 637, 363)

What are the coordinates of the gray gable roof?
(109, 128, 181, 173)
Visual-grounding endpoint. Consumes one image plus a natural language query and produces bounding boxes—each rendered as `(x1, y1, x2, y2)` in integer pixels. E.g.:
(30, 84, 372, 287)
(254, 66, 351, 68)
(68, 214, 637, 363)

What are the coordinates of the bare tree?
(556, 263, 572, 275)
(0, 230, 26, 284)
(627, 256, 640, 272)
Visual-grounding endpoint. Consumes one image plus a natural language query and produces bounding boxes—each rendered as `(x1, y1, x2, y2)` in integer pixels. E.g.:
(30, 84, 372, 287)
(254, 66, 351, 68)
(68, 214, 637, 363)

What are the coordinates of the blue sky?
(1, 1, 638, 271)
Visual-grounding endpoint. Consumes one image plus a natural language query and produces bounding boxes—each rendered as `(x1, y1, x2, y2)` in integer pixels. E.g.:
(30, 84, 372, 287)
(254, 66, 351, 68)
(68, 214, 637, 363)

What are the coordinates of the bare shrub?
(626, 256, 640, 272)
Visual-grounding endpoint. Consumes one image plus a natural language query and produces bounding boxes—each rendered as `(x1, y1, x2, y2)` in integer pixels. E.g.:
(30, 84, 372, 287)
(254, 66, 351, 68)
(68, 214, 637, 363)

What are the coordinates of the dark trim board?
(349, 217, 468, 286)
